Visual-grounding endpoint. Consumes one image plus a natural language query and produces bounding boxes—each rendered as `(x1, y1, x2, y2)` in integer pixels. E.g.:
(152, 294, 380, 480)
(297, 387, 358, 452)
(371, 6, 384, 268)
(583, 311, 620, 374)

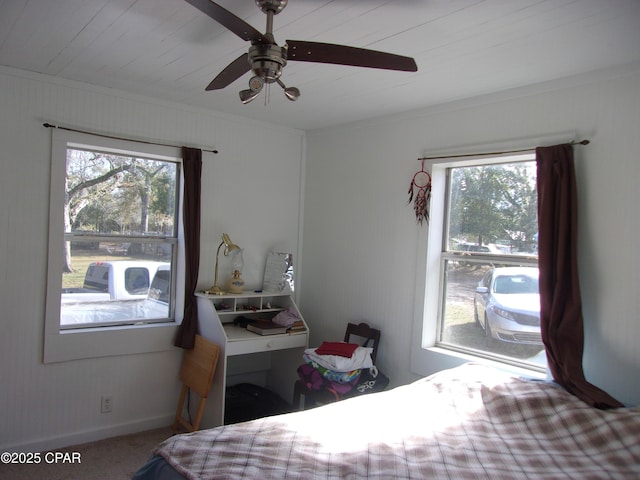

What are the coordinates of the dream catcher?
(408, 160, 431, 224)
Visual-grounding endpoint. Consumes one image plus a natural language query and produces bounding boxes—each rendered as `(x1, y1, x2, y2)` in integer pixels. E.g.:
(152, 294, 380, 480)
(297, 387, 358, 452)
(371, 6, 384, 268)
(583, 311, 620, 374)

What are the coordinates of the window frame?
(411, 151, 546, 377)
(44, 129, 185, 363)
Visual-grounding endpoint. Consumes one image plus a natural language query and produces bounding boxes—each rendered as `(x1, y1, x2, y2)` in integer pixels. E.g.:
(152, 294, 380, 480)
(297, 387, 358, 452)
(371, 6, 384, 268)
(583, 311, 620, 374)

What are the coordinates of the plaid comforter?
(154, 363, 640, 479)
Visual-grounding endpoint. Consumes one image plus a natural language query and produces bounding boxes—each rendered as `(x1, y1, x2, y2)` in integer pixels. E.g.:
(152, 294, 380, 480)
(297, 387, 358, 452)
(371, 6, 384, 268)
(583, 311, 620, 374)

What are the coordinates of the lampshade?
(283, 86, 300, 101)
(221, 233, 240, 255)
(239, 89, 261, 104)
(230, 248, 244, 273)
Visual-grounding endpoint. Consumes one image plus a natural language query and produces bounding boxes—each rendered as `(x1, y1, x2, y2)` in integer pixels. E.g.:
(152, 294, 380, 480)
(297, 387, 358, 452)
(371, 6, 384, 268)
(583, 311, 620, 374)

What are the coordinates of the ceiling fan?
(185, 0, 418, 103)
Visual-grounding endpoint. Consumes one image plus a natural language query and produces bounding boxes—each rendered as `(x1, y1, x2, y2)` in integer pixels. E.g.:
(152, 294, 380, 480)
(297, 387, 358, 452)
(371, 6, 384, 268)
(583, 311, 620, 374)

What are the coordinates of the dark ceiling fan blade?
(286, 40, 417, 72)
(206, 53, 251, 90)
(185, 0, 269, 44)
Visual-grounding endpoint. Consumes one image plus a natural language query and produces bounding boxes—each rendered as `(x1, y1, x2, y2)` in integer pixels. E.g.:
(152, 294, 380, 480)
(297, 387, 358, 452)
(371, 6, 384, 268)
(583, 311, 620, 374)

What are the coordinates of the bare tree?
(63, 152, 132, 272)
(64, 150, 172, 272)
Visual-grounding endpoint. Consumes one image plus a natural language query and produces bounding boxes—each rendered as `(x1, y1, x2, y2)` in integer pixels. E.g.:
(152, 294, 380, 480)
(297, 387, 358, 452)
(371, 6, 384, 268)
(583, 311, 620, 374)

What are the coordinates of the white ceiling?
(1, 0, 639, 130)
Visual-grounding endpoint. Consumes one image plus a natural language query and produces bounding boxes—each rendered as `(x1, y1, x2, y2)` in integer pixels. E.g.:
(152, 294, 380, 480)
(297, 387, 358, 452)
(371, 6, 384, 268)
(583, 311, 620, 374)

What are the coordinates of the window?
(44, 130, 184, 362)
(418, 152, 546, 373)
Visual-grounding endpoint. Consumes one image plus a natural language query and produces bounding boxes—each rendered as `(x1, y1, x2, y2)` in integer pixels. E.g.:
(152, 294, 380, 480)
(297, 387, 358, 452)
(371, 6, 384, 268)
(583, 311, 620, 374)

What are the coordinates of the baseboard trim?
(3, 414, 174, 453)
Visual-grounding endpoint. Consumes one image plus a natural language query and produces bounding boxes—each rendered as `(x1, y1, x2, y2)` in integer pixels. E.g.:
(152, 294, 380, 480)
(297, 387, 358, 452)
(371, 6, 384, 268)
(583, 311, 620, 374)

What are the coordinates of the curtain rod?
(418, 139, 589, 161)
(42, 122, 219, 154)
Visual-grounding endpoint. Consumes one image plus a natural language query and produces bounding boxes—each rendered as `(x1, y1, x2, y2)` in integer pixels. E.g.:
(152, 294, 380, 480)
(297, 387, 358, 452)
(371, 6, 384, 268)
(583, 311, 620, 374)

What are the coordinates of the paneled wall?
(302, 64, 640, 406)
(0, 66, 305, 452)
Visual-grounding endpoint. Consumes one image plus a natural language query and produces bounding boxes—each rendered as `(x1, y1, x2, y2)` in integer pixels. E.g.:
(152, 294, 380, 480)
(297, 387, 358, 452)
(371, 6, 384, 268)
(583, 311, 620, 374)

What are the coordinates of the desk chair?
(173, 335, 220, 432)
(293, 322, 381, 410)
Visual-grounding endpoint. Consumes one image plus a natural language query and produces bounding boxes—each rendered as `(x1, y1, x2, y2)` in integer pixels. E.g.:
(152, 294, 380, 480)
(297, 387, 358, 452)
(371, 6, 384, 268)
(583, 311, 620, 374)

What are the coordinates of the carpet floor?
(0, 427, 174, 480)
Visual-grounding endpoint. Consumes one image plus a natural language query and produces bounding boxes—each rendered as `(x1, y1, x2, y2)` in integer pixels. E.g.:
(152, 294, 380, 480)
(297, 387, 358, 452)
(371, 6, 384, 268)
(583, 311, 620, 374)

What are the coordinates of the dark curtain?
(174, 147, 202, 349)
(536, 144, 622, 408)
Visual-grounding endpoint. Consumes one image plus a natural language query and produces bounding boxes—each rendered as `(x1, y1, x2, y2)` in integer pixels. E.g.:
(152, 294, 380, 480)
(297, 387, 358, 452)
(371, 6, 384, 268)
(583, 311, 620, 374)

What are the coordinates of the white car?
(474, 267, 542, 345)
(138, 265, 171, 319)
(61, 264, 171, 327)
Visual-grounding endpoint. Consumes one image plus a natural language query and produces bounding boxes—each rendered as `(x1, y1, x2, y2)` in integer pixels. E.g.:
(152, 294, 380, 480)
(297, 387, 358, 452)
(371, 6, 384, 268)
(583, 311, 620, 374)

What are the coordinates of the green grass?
(443, 303, 474, 327)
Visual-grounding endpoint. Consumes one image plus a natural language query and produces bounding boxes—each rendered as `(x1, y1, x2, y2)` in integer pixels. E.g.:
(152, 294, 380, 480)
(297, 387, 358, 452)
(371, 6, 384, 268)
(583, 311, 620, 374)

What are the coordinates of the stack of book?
(246, 319, 307, 336)
(246, 320, 288, 336)
(287, 320, 307, 335)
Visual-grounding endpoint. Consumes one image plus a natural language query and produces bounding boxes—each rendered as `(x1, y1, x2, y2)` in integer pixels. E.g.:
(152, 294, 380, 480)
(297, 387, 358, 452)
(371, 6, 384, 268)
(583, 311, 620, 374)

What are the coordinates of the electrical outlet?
(101, 395, 113, 413)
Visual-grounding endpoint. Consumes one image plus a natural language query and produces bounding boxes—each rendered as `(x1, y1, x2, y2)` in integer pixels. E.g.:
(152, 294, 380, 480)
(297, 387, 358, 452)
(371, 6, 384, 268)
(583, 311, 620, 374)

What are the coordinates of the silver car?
(474, 267, 542, 345)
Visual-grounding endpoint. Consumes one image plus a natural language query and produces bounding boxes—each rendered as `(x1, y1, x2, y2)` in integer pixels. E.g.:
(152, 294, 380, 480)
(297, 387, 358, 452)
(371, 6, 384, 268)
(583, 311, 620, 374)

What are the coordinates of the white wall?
(0, 66, 305, 452)
(302, 63, 640, 407)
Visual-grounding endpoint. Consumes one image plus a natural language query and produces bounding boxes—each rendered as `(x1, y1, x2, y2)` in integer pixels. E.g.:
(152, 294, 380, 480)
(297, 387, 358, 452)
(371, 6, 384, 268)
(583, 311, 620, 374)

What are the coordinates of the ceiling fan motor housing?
(248, 44, 287, 83)
(255, 0, 288, 15)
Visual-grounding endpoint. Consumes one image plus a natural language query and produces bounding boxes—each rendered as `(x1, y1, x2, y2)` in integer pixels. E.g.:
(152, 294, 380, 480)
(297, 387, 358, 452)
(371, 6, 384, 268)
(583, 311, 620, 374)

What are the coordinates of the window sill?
(43, 322, 179, 363)
(424, 345, 548, 380)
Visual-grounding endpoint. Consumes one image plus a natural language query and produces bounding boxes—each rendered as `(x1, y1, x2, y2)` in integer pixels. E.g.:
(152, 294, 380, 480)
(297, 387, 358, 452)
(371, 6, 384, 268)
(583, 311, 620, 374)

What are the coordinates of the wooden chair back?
(343, 322, 381, 364)
(173, 335, 220, 432)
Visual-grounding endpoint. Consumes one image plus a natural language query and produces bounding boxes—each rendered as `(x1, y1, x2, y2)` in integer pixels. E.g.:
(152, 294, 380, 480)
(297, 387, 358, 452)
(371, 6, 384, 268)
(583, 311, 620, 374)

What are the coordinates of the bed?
(132, 363, 640, 479)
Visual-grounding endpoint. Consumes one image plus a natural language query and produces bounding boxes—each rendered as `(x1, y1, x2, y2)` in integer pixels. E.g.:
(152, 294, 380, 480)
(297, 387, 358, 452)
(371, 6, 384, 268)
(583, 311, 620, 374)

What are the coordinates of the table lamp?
(208, 233, 241, 295)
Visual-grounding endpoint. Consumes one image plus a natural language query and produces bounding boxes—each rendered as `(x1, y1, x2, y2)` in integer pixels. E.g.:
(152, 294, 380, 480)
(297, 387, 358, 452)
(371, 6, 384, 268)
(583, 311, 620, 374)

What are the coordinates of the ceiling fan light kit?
(239, 88, 261, 104)
(186, 0, 417, 105)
